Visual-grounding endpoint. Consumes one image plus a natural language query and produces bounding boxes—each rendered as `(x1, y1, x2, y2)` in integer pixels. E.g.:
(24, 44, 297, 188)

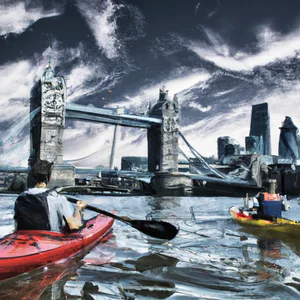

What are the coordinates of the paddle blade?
(129, 220, 179, 240)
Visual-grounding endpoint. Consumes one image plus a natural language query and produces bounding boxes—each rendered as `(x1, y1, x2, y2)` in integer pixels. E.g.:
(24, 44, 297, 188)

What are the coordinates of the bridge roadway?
(65, 103, 162, 128)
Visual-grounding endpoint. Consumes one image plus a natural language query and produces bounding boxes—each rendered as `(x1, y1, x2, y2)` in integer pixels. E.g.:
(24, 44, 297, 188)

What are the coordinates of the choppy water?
(1, 195, 300, 299)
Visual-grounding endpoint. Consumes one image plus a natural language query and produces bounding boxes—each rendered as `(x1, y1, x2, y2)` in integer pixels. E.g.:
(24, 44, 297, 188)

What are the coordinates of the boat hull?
(0, 214, 114, 280)
(230, 206, 300, 235)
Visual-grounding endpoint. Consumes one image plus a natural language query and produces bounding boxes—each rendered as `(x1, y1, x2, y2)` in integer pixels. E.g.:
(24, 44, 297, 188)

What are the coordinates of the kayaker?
(14, 159, 87, 232)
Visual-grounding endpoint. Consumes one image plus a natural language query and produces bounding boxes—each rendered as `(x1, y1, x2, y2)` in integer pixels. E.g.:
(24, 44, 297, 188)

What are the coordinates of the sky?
(1, 0, 300, 167)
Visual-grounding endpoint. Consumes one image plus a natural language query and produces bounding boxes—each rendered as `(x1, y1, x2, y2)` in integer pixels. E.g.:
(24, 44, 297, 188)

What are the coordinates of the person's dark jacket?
(14, 191, 51, 230)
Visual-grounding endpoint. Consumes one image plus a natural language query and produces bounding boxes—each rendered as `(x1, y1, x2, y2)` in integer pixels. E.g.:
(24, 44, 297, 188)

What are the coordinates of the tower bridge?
(3, 64, 297, 196)
(27, 65, 182, 188)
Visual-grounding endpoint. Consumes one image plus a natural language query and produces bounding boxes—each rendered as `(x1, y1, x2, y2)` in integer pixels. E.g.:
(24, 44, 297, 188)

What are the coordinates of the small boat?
(230, 206, 300, 232)
(0, 214, 114, 281)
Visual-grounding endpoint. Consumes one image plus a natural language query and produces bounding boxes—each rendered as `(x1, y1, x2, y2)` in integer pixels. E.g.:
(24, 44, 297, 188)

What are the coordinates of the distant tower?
(217, 136, 240, 160)
(245, 136, 263, 154)
(217, 136, 230, 160)
(249, 103, 271, 155)
(278, 116, 299, 160)
(147, 86, 179, 172)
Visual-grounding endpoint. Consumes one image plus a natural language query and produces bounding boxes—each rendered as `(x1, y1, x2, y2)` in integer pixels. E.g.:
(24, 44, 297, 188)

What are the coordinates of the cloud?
(75, 0, 145, 60)
(256, 25, 280, 49)
(0, 136, 29, 166)
(76, 0, 122, 59)
(214, 88, 237, 97)
(65, 64, 119, 102)
(40, 43, 85, 67)
(39, 43, 117, 102)
(66, 64, 97, 101)
(195, 2, 201, 14)
(0, 41, 124, 166)
(187, 26, 300, 72)
(109, 70, 211, 110)
(207, 1, 220, 19)
(0, 59, 48, 165)
(188, 102, 211, 112)
(0, 43, 88, 120)
(0, 60, 37, 122)
(0, 1, 62, 36)
(181, 105, 252, 158)
(0, 43, 87, 88)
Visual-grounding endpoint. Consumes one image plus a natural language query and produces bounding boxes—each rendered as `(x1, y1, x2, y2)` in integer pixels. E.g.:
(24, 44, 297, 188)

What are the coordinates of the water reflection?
(258, 239, 282, 260)
(239, 226, 300, 257)
(0, 257, 81, 300)
(0, 233, 115, 300)
(122, 253, 178, 299)
(135, 253, 179, 272)
(148, 196, 182, 211)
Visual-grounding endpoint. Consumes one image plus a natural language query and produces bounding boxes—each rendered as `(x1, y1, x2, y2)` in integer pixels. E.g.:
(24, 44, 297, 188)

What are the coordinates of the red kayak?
(0, 214, 114, 281)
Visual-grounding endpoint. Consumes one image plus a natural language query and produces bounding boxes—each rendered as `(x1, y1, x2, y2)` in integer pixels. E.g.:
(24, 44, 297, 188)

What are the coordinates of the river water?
(1, 195, 300, 299)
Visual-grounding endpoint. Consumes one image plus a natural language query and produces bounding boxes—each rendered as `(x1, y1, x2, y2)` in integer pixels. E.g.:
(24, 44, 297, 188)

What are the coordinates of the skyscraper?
(249, 103, 271, 155)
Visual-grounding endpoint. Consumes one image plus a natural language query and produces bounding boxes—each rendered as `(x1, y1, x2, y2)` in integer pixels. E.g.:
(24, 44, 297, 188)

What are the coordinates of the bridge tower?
(148, 86, 179, 172)
(28, 64, 74, 187)
(148, 87, 192, 195)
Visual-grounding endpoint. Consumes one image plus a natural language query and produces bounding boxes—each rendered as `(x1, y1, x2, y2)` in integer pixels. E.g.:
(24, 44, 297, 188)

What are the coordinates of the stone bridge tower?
(40, 64, 65, 163)
(28, 64, 74, 188)
(147, 86, 179, 172)
(147, 87, 192, 196)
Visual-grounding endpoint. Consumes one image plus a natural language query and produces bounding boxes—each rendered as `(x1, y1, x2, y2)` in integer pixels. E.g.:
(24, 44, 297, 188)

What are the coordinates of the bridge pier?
(28, 65, 74, 188)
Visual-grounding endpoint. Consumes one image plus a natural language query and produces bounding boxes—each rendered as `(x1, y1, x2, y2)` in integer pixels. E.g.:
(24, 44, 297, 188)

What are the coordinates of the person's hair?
(32, 159, 53, 183)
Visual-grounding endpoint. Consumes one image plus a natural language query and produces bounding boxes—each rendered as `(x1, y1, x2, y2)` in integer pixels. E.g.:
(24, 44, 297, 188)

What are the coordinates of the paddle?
(65, 195, 179, 240)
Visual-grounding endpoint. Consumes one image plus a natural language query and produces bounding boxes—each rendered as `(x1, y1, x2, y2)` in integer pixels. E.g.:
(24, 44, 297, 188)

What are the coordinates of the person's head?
(32, 159, 53, 185)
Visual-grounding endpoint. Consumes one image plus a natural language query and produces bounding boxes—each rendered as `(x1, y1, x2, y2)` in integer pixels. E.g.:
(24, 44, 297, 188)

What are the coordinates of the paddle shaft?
(66, 196, 127, 223)
(64, 195, 179, 240)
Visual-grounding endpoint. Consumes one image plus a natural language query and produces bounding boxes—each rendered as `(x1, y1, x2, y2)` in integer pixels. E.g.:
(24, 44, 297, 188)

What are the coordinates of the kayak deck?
(0, 214, 114, 280)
